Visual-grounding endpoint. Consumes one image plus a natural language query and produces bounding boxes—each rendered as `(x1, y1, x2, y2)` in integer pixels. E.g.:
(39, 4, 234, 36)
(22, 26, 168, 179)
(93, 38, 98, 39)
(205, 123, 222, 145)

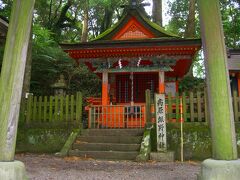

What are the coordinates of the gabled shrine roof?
(93, 6, 179, 41)
(61, 3, 202, 78)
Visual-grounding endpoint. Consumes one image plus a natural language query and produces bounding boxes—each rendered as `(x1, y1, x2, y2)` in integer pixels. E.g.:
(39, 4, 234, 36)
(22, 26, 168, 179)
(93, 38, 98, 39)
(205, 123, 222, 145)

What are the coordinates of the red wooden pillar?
(158, 71, 165, 94)
(102, 72, 108, 105)
(176, 80, 179, 93)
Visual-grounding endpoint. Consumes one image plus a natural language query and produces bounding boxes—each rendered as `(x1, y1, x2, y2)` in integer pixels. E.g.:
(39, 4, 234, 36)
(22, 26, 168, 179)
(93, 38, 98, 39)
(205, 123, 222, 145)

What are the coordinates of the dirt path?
(15, 154, 201, 180)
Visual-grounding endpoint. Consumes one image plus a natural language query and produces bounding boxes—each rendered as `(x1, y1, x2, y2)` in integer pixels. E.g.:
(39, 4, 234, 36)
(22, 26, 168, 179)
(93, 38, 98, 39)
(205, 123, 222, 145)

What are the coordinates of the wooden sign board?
(155, 94, 167, 152)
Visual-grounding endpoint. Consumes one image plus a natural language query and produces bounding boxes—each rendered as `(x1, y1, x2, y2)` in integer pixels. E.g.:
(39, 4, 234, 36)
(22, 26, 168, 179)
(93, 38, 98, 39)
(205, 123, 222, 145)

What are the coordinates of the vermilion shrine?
(61, 3, 201, 128)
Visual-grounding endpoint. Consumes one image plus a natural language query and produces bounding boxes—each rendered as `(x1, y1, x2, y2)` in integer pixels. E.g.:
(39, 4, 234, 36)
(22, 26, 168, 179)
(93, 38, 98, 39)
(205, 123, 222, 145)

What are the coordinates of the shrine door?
(116, 73, 158, 103)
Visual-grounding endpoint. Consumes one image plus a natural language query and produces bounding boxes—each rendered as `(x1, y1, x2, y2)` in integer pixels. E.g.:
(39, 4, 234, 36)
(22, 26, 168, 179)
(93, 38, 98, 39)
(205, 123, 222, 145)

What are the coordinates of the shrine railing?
(150, 90, 240, 123)
(162, 91, 209, 123)
(88, 105, 146, 129)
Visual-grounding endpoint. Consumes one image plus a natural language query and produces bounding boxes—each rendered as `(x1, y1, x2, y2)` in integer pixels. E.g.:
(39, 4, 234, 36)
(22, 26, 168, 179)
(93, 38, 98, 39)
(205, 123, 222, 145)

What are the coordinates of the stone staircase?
(68, 129, 144, 160)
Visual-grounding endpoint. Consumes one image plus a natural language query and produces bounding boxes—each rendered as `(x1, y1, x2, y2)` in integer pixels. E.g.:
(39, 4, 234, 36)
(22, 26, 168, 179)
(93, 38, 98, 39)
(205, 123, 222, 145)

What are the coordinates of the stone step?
(82, 129, 144, 137)
(69, 150, 139, 160)
(76, 136, 142, 144)
(72, 142, 140, 152)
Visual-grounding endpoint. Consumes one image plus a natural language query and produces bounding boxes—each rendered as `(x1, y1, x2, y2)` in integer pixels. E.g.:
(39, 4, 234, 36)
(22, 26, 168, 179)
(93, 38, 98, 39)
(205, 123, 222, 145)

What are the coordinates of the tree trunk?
(198, 0, 237, 160)
(152, 0, 162, 26)
(81, 0, 89, 42)
(22, 29, 33, 97)
(52, 0, 73, 41)
(19, 27, 33, 123)
(0, 0, 35, 161)
(100, 6, 113, 33)
(185, 0, 196, 77)
(185, 0, 196, 38)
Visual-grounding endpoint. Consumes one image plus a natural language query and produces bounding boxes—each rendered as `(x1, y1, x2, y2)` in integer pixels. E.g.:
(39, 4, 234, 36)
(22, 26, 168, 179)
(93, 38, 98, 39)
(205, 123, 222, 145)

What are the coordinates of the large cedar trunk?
(152, 0, 162, 26)
(185, 0, 196, 38)
(198, 0, 237, 160)
(185, 0, 196, 77)
(100, 6, 113, 33)
(81, 1, 89, 42)
(0, 0, 35, 161)
(19, 28, 33, 123)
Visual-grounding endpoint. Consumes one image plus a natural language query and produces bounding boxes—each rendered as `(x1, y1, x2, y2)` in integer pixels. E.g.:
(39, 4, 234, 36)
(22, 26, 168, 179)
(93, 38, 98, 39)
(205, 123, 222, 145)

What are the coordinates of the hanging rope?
(131, 72, 134, 104)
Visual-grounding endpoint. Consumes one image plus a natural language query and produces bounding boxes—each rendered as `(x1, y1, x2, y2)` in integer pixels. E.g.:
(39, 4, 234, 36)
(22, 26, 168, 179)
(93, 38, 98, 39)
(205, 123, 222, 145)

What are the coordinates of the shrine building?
(228, 49, 240, 96)
(61, 2, 202, 128)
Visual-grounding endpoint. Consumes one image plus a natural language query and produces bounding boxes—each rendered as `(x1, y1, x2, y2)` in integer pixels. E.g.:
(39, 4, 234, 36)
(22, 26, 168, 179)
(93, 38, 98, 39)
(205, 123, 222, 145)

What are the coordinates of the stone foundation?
(198, 159, 240, 180)
(150, 151, 175, 162)
(0, 161, 27, 180)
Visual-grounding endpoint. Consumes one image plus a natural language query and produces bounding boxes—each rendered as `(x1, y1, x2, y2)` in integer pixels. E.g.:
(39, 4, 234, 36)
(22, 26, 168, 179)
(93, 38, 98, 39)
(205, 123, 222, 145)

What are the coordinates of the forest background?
(0, 0, 239, 97)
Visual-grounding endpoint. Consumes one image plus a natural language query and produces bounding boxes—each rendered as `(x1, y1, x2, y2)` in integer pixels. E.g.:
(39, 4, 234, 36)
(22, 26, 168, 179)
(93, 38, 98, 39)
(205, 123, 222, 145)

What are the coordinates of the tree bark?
(152, 0, 162, 26)
(0, 0, 35, 161)
(22, 29, 33, 97)
(52, 0, 73, 41)
(185, 0, 196, 77)
(198, 0, 237, 160)
(19, 27, 33, 123)
(185, 0, 196, 38)
(100, 6, 113, 33)
(81, 0, 89, 42)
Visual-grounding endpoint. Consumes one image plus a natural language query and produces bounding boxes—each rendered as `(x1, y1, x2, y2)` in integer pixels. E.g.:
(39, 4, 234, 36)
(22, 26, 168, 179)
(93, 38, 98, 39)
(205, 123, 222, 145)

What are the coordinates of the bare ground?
(15, 154, 201, 180)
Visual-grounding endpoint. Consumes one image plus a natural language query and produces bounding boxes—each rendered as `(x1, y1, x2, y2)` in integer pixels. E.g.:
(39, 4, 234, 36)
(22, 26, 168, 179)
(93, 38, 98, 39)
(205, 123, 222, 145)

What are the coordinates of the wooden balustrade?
(24, 90, 240, 128)
(88, 90, 240, 129)
(88, 105, 146, 129)
(25, 92, 82, 127)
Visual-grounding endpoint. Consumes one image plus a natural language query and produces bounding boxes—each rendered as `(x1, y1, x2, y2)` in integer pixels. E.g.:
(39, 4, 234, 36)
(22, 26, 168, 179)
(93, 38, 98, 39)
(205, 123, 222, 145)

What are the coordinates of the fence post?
(175, 92, 179, 122)
(65, 95, 69, 123)
(49, 96, 53, 122)
(233, 91, 238, 122)
(197, 91, 202, 122)
(182, 92, 187, 122)
(189, 92, 194, 122)
(167, 92, 172, 121)
(204, 88, 209, 124)
(59, 95, 64, 122)
(43, 96, 47, 122)
(54, 95, 59, 122)
(70, 95, 74, 123)
(33, 96, 37, 121)
(38, 96, 42, 122)
(26, 94, 33, 125)
(76, 92, 83, 128)
(145, 89, 151, 123)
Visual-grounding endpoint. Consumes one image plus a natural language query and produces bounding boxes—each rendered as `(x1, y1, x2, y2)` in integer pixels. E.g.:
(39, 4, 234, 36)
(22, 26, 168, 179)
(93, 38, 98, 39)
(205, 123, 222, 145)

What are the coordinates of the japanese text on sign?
(155, 94, 167, 152)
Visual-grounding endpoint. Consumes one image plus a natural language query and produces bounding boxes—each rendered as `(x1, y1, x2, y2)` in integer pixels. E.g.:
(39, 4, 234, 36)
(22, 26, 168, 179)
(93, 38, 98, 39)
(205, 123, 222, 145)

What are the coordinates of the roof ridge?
(92, 7, 179, 41)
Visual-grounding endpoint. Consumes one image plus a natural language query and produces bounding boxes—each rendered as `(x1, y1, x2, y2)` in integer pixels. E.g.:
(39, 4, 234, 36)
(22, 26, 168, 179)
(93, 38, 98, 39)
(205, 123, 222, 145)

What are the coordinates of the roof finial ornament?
(121, 0, 150, 9)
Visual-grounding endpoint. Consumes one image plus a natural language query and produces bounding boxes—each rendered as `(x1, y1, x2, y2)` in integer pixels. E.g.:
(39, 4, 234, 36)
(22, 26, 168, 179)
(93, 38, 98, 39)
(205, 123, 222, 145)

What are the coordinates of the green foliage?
(0, 0, 12, 19)
(178, 76, 205, 93)
(31, 24, 101, 96)
(193, 51, 205, 78)
(166, 0, 240, 78)
(166, 0, 190, 37)
(1, 0, 239, 97)
(220, 0, 240, 48)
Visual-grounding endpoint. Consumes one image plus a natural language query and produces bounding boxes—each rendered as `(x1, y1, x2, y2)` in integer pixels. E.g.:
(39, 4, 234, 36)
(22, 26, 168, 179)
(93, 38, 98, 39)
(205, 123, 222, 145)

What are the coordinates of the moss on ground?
(16, 128, 75, 153)
(149, 122, 240, 160)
